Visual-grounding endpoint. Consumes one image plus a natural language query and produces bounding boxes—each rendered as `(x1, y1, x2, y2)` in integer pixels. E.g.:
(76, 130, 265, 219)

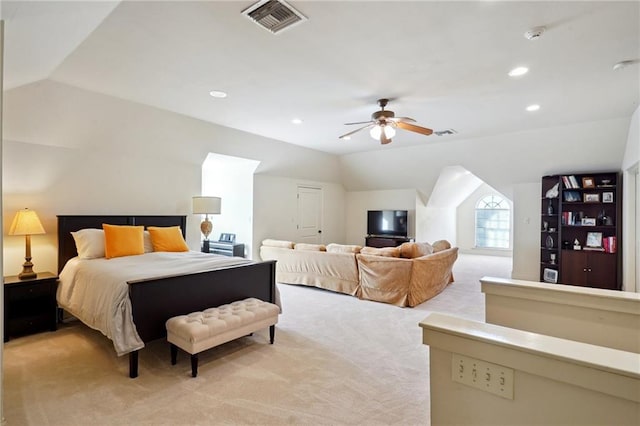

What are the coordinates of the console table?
(365, 236, 411, 248)
(202, 240, 245, 257)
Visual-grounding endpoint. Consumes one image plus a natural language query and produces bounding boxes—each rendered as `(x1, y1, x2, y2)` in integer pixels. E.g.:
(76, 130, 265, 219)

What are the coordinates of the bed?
(56, 215, 277, 378)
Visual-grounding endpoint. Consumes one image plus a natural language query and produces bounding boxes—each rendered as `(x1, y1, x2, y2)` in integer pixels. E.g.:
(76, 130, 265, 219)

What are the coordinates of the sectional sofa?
(259, 239, 458, 307)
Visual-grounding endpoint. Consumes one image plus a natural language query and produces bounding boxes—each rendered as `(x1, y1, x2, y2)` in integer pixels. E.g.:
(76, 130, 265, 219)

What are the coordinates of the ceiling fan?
(339, 98, 433, 145)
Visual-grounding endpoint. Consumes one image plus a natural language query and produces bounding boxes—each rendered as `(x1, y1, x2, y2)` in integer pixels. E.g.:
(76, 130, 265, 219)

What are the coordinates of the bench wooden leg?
(270, 325, 275, 344)
(191, 354, 198, 378)
(170, 344, 178, 365)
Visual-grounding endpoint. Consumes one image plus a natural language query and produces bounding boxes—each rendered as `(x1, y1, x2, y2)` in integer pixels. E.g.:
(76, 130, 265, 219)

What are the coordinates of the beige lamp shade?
(9, 208, 45, 236)
(192, 196, 221, 240)
(192, 196, 221, 215)
(9, 208, 45, 280)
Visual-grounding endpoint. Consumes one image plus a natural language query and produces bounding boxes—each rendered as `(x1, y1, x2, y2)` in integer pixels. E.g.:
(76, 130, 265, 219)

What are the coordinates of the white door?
(297, 186, 323, 243)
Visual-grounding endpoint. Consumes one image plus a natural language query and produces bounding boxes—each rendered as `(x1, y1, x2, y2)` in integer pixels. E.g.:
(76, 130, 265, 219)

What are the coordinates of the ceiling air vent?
(434, 129, 458, 136)
(242, 0, 307, 34)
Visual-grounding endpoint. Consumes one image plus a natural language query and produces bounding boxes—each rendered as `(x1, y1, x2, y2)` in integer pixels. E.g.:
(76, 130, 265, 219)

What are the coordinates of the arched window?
(475, 195, 510, 249)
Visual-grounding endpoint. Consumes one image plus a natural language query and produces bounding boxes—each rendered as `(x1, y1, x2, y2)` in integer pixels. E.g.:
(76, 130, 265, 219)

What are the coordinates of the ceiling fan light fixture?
(370, 124, 395, 140)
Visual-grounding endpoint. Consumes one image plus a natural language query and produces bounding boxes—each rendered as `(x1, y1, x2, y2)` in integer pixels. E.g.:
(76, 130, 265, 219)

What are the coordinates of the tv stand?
(365, 236, 411, 248)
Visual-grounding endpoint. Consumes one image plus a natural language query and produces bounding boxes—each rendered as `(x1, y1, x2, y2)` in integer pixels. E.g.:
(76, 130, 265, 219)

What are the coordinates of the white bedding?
(57, 251, 252, 356)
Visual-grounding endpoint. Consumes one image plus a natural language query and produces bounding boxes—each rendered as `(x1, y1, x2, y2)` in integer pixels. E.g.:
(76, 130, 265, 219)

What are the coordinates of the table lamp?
(192, 196, 221, 243)
(9, 208, 46, 280)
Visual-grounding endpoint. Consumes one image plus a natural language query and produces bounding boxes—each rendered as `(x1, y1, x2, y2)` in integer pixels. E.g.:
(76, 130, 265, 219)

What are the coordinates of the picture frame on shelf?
(581, 217, 596, 226)
(582, 177, 595, 188)
(602, 192, 614, 203)
(563, 191, 581, 202)
(586, 232, 603, 248)
(584, 193, 600, 203)
(543, 268, 558, 284)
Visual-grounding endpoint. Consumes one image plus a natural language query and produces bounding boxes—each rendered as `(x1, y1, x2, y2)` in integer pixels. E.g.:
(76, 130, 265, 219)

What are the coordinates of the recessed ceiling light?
(508, 66, 529, 77)
(526, 104, 540, 112)
(291, 118, 303, 124)
(209, 90, 228, 98)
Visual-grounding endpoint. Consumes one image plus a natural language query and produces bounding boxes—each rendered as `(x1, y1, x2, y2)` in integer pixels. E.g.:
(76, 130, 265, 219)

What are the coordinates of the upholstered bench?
(166, 298, 280, 377)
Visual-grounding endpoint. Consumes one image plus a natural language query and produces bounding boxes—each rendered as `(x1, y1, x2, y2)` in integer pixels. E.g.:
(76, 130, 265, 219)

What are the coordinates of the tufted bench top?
(167, 298, 279, 343)
(166, 297, 280, 375)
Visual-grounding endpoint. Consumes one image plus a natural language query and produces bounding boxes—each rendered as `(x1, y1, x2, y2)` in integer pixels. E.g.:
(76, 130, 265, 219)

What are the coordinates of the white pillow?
(71, 229, 106, 259)
(143, 230, 154, 253)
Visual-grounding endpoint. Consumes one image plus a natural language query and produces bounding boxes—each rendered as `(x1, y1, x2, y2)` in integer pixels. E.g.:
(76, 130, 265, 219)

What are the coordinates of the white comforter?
(57, 251, 251, 356)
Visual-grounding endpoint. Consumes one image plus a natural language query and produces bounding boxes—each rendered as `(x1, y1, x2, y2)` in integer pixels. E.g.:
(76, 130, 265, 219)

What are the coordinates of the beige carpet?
(3, 253, 511, 425)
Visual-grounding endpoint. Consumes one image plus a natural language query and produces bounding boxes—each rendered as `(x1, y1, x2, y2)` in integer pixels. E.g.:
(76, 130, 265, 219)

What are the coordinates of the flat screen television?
(367, 210, 408, 237)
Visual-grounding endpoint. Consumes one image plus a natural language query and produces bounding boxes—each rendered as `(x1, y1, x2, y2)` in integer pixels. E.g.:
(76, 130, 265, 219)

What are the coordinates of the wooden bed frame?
(57, 215, 276, 378)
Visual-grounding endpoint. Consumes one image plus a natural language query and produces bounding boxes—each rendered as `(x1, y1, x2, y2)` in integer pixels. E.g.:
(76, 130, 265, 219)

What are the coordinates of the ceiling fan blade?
(396, 121, 434, 136)
(344, 120, 374, 126)
(339, 123, 374, 139)
(389, 116, 416, 123)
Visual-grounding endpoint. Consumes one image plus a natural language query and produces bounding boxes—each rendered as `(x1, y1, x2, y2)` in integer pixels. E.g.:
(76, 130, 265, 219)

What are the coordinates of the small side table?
(4, 272, 59, 342)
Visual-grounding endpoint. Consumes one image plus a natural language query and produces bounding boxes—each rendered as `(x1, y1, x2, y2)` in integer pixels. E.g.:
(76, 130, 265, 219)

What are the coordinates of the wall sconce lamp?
(192, 196, 221, 242)
(9, 208, 46, 280)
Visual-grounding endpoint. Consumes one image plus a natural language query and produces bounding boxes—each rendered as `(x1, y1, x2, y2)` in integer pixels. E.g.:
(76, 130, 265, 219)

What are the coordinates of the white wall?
(511, 183, 541, 280)
(253, 174, 346, 259)
(345, 189, 418, 246)
(2, 81, 343, 275)
(622, 106, 639, 292)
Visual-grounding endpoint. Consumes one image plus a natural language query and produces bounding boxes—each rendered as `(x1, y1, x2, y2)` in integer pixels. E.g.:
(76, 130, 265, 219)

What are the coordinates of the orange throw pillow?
(103, 224, 144, 259)
(147, 226, 189, 252)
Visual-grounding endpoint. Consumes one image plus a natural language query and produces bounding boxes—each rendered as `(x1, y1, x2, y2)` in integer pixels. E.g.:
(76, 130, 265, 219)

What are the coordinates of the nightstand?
(4, 272, 58, 342)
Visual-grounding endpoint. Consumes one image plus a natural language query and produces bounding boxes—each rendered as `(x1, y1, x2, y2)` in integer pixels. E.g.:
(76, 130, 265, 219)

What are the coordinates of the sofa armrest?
(408, 247, 458, 307)
(356, 254, 413, 307)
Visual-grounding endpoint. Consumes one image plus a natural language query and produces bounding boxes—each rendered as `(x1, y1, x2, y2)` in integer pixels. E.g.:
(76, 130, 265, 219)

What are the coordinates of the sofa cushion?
(360, 246, 401, 257)
(399, 242, 433, 259)
(262, 239, 294, 249)
(294, 243, 326, 251)
(432, 240, 452, 253)
(326, 243, 362, 254)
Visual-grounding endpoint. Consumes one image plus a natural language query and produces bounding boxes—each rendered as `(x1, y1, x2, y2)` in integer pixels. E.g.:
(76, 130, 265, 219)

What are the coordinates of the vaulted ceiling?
(2, 1, 639, 156)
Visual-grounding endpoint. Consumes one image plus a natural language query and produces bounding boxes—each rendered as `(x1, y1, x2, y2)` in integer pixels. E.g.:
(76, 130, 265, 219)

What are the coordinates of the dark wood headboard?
(57, 215, 187, 274)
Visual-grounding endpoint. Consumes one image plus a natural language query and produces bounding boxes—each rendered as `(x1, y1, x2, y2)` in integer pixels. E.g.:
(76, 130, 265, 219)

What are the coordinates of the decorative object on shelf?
(573, 238, 582, 250)
(599, 179, 613, 187)
(602, 192, 614, 203)
(543, 268, 558, 283)
(545, 235, 554, 249)
(542, 221, 548, 231)
(545, 183, 559, 198)
(586, 232, 603, 249)
(192, 196, 222, 241)
(563, 191, 580, 202)
(549, 253, 556, 265)
(582, 177, 595, 188)
(581, 217, 596, 226)
(604, 216, 614, 226)
(603, 236, 617, 253)
(584, 193, 600, 203)
(548, 227, 556, 232)
(219, 233, 236, 243)
(547, 200, 554, 215)
(8, 208, 46, 280)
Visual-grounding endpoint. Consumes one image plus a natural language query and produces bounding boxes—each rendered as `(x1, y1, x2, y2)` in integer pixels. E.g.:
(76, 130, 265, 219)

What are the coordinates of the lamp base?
(18, 258, 37, 280)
